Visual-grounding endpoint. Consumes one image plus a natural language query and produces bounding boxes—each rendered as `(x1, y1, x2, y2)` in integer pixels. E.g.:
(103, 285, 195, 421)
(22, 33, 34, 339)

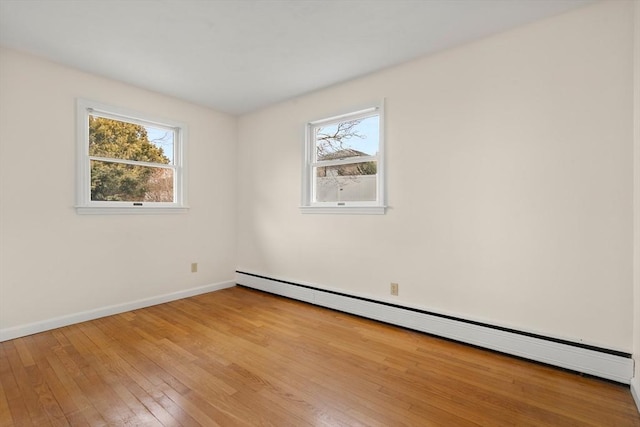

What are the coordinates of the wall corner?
(632, 0, 640, 414)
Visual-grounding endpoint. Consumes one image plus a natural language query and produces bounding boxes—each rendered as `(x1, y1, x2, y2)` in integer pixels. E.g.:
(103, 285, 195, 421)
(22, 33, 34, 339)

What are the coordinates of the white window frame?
(75, 99, 188, 214)
(301, 102, 386, 214)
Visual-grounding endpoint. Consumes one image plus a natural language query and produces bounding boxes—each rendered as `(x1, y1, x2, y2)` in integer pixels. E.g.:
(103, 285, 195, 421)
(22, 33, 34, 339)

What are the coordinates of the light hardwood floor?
(1, 286, 638, 426)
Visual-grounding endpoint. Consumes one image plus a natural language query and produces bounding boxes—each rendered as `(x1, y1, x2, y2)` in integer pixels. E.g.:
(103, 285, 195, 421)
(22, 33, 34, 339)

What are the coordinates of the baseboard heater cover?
(235, 271, 633, 384)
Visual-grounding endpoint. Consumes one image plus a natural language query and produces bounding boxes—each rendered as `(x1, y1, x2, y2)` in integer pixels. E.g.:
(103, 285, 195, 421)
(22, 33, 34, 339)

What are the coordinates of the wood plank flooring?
(1, 286, 638, 426)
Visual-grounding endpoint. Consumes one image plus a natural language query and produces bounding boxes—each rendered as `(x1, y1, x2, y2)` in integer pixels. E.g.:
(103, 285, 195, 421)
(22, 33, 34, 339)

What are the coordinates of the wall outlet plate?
(390, 283, 398, 296)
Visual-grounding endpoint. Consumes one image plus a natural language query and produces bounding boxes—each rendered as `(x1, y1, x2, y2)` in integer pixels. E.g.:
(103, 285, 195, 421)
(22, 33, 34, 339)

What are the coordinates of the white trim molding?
(0, 280, 235, 342)
(235, 271, 634, 384)
(299, 206, 386, 215)
(75, 206, 189, 215)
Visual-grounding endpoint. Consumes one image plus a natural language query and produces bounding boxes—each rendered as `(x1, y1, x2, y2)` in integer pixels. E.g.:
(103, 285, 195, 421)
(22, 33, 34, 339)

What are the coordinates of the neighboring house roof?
(318, 148, 368, 161)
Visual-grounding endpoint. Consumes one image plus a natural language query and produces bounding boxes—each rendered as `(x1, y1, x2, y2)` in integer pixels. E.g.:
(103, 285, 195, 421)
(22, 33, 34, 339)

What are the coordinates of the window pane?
(90, 160, 174, 202)
(315, 115, 379, 161)
(314, 162, 377, 202)
(89, 115, 174, 165)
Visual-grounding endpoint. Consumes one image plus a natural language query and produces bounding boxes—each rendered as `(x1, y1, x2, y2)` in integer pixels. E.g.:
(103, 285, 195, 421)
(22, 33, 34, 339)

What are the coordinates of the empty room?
(1, 0, 639, 425)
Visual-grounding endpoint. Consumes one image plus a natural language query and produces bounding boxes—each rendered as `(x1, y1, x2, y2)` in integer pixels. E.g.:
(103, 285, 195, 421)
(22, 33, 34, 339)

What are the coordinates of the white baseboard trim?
(0, 280, 235, 342)
(632, 376, 640, 413)
(236, 271, 634, 384)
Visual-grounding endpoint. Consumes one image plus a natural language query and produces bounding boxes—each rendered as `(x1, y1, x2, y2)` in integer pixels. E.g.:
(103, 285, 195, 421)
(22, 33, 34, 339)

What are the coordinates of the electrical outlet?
(191, 262, 198, 273)
(390, 282, 399, 296)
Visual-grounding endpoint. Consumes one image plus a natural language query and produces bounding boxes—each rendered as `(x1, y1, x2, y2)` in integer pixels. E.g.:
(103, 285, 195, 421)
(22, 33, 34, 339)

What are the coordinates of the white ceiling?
(0, 0, 595, 115)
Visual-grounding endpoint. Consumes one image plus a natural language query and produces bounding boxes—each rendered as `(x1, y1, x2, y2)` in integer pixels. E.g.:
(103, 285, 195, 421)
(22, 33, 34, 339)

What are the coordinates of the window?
(301, 103, 385, 214)
(76, 99, 187, 214)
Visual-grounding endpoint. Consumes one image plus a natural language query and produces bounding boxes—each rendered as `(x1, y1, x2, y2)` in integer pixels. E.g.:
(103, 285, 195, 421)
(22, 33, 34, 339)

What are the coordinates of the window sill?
(299, 206, 386, 215)
(75, 206, 189, 215)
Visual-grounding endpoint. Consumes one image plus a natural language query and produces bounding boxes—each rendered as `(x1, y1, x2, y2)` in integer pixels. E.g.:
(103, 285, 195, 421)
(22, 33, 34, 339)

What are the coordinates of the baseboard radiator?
(235, 271, 634, 384)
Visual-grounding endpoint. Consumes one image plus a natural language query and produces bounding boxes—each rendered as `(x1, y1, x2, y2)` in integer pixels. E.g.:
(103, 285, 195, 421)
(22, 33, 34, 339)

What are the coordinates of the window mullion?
(89, 156, 176, 169)
(312, 156, 377, 168)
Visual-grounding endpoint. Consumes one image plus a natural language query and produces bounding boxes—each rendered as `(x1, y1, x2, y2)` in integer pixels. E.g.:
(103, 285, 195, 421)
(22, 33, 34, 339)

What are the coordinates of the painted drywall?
(237, 0, 635, 352)
(0, 47, 237, 332)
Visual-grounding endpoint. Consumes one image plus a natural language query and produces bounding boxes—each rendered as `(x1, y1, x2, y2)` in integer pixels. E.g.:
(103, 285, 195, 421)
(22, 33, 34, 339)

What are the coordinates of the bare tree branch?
(316, 119, 365, 159)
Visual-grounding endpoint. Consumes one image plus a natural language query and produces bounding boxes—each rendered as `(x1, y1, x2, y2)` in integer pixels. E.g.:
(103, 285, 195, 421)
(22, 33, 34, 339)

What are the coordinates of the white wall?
(0, 48, 237, 334)
(237, 1, 635, 352)
(1, 0, 636, 374)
